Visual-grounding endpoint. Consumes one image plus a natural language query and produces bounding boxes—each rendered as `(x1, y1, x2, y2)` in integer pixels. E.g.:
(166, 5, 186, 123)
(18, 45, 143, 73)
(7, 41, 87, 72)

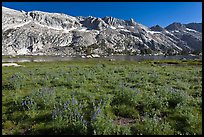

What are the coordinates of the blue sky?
(2, 2, 202, 27)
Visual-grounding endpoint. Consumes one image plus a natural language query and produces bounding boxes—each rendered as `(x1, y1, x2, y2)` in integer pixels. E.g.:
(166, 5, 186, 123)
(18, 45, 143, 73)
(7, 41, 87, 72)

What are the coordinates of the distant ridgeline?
(2, 6, 202, 57)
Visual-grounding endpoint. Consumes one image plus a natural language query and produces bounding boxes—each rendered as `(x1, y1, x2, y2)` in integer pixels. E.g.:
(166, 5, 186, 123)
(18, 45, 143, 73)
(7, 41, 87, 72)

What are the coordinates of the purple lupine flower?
(67, 100, 70, 104)
(80, 115, 84, 122)
(27, 100, 31, 105)
(92, 114, 96, 121)
(63, 101, 70, 110)
(72, 97, 75, 105)
(71, 112, 75, 119)
(22, 100, 26, 107)
(99, 99, 102, 105)
(52, 111, 57, 119)
(64, 104, 67, 110)
(72, 97, 78, 105)
(83, 120, 87, 126)
(96, 106, 101, 115)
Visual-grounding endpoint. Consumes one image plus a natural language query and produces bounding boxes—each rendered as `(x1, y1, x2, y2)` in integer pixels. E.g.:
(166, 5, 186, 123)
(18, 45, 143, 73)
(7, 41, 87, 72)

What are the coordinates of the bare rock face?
(2, 6, 202, 56)
(184, 23, 202, 32)
(27, 11, 81, 30)
(166, 22, 202, 51)
(80, 16, 108, 30)
(165, 22, 186, 31)
(150, 25, 165, 32)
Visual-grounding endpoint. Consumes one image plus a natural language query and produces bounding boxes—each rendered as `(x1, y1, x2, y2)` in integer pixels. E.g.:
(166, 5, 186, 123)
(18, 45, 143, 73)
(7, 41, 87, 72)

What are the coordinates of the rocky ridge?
(2, 6, 202, 57)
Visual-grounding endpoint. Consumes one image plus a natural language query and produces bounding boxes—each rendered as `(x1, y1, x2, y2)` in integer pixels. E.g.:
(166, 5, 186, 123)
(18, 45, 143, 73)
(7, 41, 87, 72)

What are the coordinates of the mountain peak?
(150, 25, 165, 32)
(165, 22, 186, 31)
(184, 23, 202, 32)
(129, 18, 136, 26)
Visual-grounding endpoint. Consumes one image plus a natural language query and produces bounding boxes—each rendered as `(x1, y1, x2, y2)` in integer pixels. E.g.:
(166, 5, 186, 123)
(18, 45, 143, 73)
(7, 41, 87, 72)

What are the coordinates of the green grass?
(2, 59, 202, 135)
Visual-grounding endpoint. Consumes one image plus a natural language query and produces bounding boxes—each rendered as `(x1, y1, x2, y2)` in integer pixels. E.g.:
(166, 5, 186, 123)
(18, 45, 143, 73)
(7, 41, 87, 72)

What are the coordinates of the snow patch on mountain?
(186, 28, 197, 32)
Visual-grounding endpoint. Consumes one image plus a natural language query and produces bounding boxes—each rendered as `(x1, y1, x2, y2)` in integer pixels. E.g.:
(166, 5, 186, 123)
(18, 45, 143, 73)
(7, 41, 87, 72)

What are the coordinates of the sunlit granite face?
(2, 6, 202, 56)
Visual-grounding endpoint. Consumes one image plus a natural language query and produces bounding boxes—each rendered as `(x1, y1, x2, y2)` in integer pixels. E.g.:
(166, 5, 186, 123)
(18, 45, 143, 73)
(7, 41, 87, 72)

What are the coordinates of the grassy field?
(2, 59, 202, 135)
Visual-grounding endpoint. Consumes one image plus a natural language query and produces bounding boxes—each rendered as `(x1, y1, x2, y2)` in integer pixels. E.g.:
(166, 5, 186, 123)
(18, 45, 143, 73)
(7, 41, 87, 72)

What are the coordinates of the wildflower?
(22, 100, 26, 107)
(80, 115, 84, 122)
(99, 98, 102, 105)
(27, 100, 31, 105)
(64, 104, 67, 110)
(92, 114, 96, 121)
(72, 97, 77, 105)
(83, 120, 87, 126)
(63, 101, 70, 110)
(96, 106, 101, 115)
(52, 111, 57, 119)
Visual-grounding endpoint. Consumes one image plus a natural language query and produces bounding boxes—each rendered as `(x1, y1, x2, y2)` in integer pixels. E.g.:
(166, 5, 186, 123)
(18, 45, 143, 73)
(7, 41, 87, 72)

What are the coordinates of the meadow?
(2, 59, 202, 135)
